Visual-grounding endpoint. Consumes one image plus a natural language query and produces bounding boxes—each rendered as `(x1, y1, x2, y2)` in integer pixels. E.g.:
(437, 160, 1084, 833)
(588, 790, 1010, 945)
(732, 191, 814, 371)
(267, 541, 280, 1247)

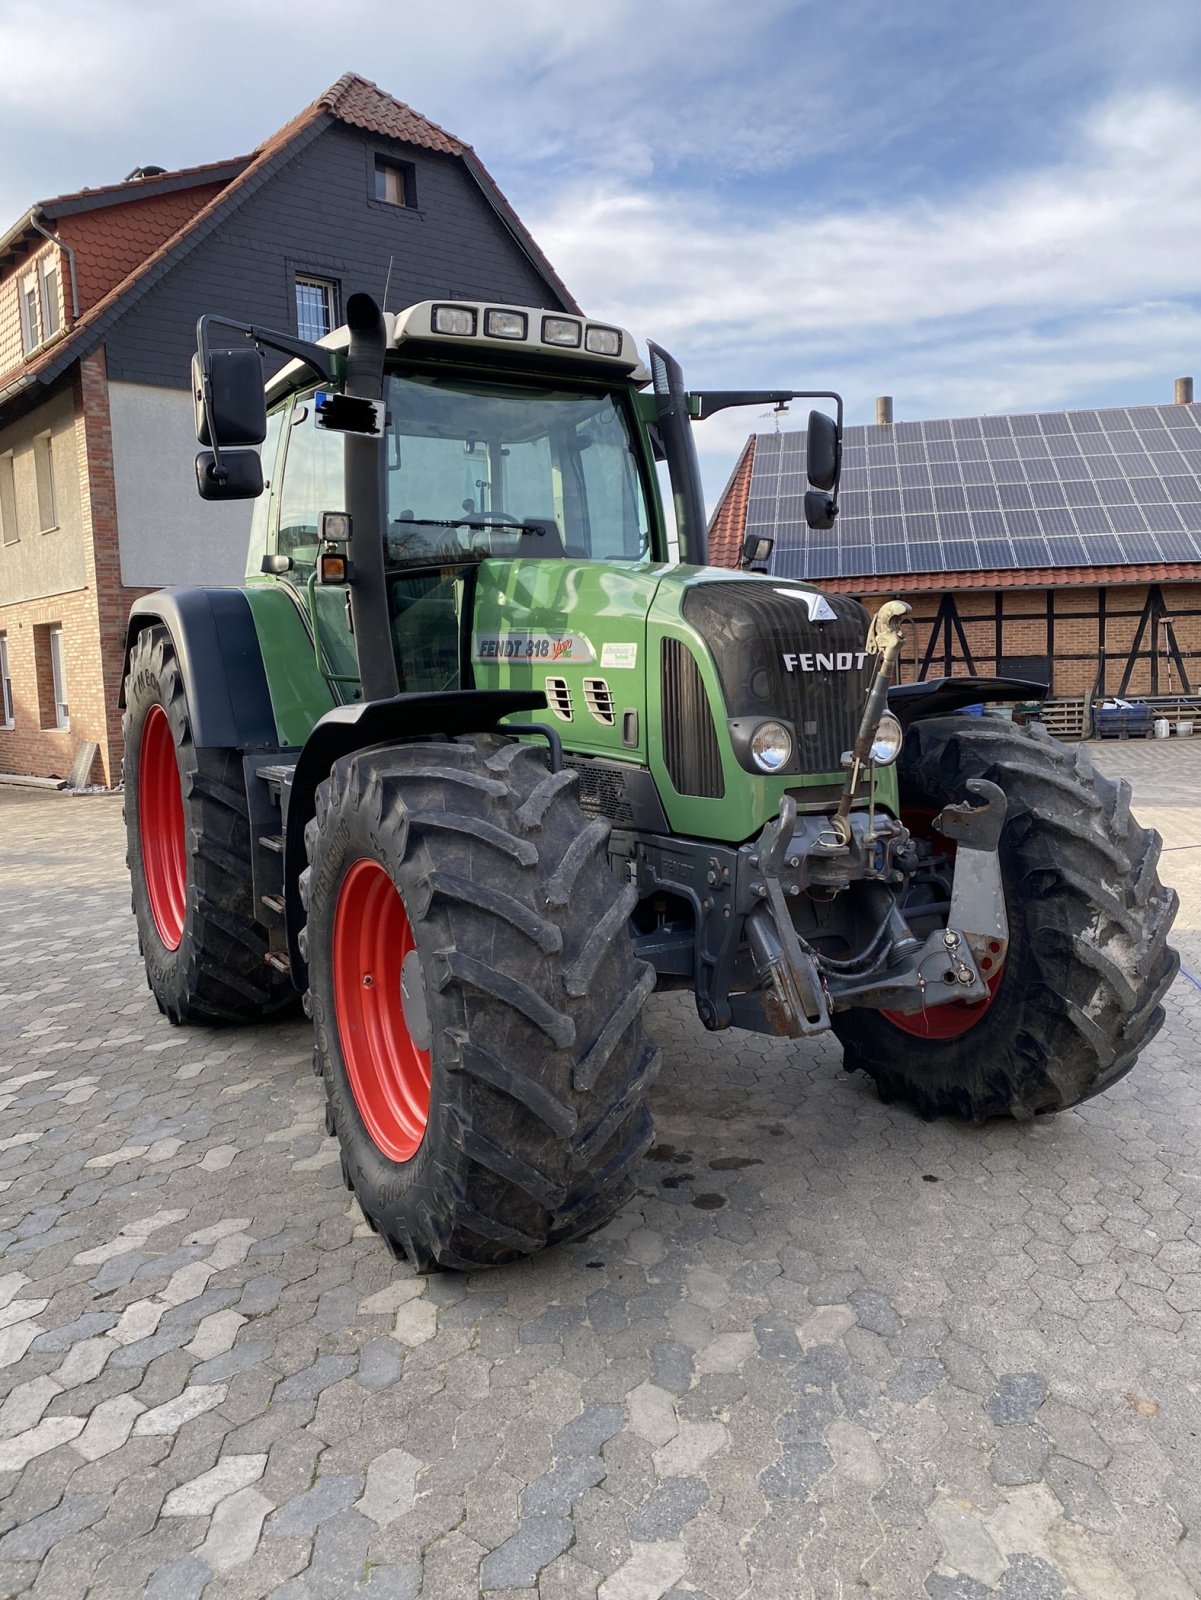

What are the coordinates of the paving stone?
(196, 1484, 273, 1571)
(274, 1353, 357, 1404)
(554, 1403, 626, 1457)
(161, 1452, 268, 1516)
(650, 1343, 693, 1395)
(481, 1515, 574, 1589)
(0, 1493, 107, 1561)
(71, 1392, 144, 1460)
(145, 1554, 211, 1600)
(521, 1455, 606, 1517)
(357, 1447, 422, 1525)
(759, 1440, 834, 1501)
(134, 1384, 226, 1435)
(268, 1472, 364, 1536)
(356, 1336, 405, 1391)
(927, 1497, 1006, 1586)
(988, 1373, 1050, 1426)
(996, 1553, 1065, 1598)
(628, 1477, 709, 1541)
(991, 1425, 1053, 1486)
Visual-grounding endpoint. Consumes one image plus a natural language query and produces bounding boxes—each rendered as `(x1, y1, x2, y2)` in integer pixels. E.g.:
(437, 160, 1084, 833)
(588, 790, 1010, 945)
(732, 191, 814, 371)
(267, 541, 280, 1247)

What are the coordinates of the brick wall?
(0, 347, 150, 786)
(862, 583, 1201, 699)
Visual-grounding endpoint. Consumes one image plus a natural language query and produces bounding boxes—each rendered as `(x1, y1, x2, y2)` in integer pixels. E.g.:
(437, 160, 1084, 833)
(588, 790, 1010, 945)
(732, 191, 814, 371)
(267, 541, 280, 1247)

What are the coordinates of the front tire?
(301, 737, 659, 1271)
(123, 625, 295, 1025)
(834, 716, 1179, 1121)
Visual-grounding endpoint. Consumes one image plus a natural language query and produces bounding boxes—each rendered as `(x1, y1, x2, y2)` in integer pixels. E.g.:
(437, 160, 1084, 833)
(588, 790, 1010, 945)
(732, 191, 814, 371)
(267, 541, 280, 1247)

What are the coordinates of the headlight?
(584, 325, 622, 355)
(432, 305, 476, 336)
(484, 309, 527, 340)
(750, 721, 793, 772)
(870, 711, 904, 765)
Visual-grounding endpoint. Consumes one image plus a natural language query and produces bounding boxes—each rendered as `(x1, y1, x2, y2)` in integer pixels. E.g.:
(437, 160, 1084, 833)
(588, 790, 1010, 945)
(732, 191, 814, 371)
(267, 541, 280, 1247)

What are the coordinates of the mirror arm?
(691, 389, 844, 430)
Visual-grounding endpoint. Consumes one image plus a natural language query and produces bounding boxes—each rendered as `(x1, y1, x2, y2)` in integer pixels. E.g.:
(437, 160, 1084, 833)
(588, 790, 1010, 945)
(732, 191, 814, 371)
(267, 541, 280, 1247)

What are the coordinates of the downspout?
(29, 215, 80, 321)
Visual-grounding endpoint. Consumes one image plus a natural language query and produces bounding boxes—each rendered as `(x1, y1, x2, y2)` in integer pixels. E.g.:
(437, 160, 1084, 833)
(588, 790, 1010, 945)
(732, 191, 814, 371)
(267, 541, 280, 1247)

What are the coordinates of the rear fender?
(282, 689, 547, 977)
(122, 590, 279, 749)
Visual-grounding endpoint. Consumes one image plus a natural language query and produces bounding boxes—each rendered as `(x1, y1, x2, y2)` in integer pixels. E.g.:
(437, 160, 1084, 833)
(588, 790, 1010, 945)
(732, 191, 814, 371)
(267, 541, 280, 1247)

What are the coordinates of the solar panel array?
(745, 402, 1201, 583)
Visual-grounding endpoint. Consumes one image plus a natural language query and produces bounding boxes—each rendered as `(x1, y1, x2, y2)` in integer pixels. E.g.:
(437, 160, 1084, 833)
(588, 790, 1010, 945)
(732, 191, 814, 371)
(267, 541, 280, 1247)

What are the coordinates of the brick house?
(0, 74, 577, 786)
(708, 395, 1201, 732)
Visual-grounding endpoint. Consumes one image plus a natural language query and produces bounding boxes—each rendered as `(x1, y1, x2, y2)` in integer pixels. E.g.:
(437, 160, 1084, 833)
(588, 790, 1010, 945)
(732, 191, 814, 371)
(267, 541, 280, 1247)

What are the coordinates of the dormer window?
(17, 254, 62, 355)
(374, 156, 416, 208)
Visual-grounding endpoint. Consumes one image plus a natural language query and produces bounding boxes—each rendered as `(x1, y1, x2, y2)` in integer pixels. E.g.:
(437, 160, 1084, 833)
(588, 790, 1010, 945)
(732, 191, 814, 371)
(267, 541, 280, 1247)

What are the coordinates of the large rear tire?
(301, 736, 659, 1271)
(833, 717, 1179, 1120)
(123, 625, 295, 1025)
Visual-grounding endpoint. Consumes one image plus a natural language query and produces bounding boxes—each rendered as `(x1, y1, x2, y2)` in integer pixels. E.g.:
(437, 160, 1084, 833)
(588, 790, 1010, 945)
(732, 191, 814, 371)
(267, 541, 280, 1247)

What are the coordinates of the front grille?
(564, 758, 635, 824)
(660, 638, 725, 798)
(681, 581, 871, 775)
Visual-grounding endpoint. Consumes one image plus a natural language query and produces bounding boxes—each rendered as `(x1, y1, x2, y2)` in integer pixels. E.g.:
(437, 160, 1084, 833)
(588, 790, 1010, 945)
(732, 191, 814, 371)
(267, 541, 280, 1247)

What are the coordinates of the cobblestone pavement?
(1, 739, 1199, 1600)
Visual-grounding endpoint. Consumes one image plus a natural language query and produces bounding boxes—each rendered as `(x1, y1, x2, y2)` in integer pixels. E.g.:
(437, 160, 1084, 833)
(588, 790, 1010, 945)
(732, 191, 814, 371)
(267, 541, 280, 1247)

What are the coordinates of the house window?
(295, 276, 337, 342)
(19, 273, 40, 355)
(35, 433, 57, 532)
(34, 622, 68, 729)
(0, 635, 12, 730)
(374, 156, 416, 208)
(0, 453, 16, 544)
(38, 257, 61, 340)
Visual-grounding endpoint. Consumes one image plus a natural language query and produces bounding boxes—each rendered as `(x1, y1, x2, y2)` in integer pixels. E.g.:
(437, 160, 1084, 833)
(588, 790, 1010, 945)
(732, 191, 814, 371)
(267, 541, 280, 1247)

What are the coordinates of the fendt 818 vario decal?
(121, 294, 1178, 1268)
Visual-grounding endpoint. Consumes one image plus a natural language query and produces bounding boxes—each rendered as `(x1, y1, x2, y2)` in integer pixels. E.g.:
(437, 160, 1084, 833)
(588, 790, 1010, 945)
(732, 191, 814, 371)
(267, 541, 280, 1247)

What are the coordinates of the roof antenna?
(382, 255, 394, 314)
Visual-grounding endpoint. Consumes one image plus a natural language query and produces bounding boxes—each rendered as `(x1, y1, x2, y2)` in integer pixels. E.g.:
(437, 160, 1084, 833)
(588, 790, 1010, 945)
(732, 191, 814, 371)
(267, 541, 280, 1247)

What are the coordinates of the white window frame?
(34, 432, 57, 532)
(0, 635, 12, 730)
(295, 275, 337, 343)
(19, 271, 41, 354)
(49, 625, 68, 730)
(37, 256, 61, 340)
(0, 452, 16, 544)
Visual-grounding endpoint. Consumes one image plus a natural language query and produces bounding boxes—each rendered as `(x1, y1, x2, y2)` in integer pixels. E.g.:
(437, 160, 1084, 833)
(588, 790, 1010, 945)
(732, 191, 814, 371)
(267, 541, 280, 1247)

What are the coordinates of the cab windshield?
(383, 372, 652, 568)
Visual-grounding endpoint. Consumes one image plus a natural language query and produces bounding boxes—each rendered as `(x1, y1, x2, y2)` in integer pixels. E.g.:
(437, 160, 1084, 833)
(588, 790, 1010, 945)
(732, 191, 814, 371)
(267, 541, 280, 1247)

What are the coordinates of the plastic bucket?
(1176, 721, 1194, 738)
(1154, 719, 1171, 739)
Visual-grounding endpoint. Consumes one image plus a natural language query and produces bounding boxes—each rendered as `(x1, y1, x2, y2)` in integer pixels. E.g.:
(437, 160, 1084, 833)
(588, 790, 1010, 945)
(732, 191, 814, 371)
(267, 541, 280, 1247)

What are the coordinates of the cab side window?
(244, 406, 286, 580)
(276, 394, 346, 583)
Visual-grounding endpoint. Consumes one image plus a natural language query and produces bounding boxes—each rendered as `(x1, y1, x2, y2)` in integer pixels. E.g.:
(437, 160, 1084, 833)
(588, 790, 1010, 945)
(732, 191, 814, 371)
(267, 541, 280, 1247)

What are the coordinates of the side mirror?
(195, 450, 264, 501)
(193, 348, 267, 448)
(806, 409, 840, 491)
(804, 489, 837, 531)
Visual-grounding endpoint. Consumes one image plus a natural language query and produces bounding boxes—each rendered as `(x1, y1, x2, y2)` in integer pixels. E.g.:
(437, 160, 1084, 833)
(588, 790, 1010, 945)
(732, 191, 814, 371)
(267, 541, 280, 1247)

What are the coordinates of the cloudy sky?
(3, 0, 1199, 504)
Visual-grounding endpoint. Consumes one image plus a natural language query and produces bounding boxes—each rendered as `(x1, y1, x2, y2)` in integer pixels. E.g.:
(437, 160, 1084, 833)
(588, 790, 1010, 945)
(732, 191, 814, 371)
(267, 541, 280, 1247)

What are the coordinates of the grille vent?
(564, 759, 634, 825)
(660, 639, 725, 798)
(582, 677, 615, 725)
(545, 677, 573, 721)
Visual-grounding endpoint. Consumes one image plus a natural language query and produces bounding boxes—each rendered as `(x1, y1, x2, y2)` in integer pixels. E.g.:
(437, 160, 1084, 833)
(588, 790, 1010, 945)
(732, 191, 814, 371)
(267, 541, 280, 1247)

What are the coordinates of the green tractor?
(122, 293, 1178, 1270)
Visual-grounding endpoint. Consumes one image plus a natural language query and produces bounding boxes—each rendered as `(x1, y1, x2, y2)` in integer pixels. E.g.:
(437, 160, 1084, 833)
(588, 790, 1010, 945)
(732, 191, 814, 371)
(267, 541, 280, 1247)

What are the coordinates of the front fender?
(281, 689, 547, 978)
(888, 676, 1047, 729)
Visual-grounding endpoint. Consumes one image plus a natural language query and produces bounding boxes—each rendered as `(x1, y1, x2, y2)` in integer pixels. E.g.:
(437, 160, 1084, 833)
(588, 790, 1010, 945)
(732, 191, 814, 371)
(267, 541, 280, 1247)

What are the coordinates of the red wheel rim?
(139, 703, 187, 950)
(881, 807, 1007, 1039)
(333, 858, 431, 1162)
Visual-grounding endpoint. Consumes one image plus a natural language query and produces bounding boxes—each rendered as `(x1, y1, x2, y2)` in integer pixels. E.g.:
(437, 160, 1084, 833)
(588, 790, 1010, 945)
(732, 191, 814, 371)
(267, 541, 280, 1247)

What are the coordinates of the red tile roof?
(319, 74, 465, 155)
(813, 562, 1201, 595)
(37, 159, 249, 216)
(55, 184, 228, 313)
(707, 437, 756, 568)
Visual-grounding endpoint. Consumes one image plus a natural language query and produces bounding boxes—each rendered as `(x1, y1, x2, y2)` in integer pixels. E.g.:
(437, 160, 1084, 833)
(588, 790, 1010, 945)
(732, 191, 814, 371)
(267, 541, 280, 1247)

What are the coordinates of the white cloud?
(532, 89, 1201, 353)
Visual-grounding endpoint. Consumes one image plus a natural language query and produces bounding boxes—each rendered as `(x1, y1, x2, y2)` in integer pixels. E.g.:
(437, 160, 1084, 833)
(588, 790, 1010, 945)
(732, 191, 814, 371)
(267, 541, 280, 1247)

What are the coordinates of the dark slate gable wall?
(105, 123, 569, 388)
